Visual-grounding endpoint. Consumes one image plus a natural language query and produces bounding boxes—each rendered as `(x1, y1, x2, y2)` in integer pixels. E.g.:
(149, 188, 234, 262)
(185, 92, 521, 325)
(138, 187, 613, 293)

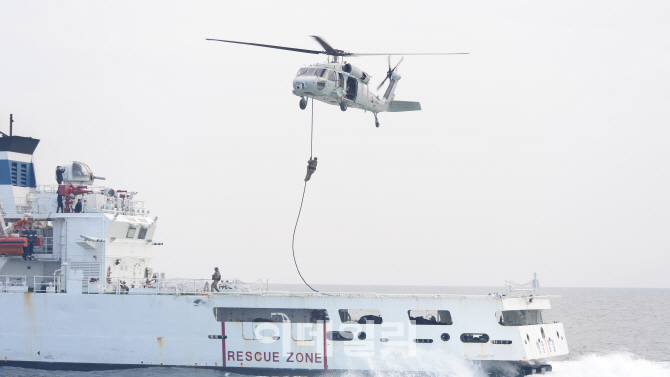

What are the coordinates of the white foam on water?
(337, 348, 490, 377)
(0, 354, 668, 377)
(551, 353, 670, 377)
(329, 351, 669, 377)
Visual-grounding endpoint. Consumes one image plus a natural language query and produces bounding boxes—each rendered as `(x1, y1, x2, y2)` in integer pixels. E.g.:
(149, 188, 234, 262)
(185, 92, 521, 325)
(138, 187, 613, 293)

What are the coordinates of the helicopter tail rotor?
(377, 55, 404, 91)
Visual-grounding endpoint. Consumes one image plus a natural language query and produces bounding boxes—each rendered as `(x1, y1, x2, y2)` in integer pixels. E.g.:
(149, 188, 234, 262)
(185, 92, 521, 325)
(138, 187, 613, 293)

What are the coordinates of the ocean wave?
(552, 353, 670, 377)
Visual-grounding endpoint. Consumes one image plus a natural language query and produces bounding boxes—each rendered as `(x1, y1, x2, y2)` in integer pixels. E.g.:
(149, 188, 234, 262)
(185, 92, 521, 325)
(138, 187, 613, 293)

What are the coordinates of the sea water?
(1, 286, 668, 377)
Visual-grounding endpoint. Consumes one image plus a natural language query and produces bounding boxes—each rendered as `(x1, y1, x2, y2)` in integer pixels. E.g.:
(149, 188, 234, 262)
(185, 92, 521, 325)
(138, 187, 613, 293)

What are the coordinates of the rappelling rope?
(292, 99, 319, 293)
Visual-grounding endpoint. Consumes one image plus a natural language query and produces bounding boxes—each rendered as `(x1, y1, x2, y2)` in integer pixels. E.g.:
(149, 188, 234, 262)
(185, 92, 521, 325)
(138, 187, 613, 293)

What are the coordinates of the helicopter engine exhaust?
(343, 63, 370, 84)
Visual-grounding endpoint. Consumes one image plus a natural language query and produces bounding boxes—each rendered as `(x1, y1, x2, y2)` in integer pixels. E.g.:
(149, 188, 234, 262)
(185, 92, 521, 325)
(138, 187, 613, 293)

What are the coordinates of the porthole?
(380, 338, 389, 342)
(440, 333, 450, 341)
(358, 332, 366, 340)
(460, 333, 489, 343)
(541, 328, 545, 338)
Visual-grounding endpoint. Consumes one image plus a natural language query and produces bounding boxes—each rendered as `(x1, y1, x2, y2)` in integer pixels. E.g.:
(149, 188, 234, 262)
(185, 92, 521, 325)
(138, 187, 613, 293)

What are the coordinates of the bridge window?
(137, 227, 148, 240)
(496, 310, 544, 326)
(338, 309, 382, 324)
(213, 307, 329, 323)
(460, 333, 489, 343)
(408, 310, 453, 325)
(126, 226, 137, 238)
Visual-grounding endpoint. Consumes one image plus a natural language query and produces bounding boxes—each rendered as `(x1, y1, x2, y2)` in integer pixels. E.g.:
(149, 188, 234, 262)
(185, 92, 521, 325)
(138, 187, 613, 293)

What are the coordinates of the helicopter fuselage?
(292, 63, 398, 115)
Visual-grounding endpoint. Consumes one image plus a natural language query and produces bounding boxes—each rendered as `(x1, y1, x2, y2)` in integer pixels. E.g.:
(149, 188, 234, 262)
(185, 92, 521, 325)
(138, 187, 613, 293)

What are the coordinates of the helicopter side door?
(345, 77, 358, 101)
(356, 82, 371, 108)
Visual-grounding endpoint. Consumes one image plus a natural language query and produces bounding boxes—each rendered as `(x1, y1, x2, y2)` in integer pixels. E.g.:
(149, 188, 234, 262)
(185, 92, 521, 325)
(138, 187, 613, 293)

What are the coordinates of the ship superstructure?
(0, 134, 569, 376)
(0, 135, 158, 294)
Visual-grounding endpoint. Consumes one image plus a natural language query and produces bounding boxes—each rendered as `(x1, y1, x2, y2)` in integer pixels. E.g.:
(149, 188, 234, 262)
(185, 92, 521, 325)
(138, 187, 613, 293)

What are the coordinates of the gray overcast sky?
(1, 1, 668, 288)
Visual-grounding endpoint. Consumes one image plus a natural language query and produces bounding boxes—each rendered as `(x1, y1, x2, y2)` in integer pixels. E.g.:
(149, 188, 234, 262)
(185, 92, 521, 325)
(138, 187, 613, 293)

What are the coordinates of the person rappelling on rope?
(304, 157, 318, 182)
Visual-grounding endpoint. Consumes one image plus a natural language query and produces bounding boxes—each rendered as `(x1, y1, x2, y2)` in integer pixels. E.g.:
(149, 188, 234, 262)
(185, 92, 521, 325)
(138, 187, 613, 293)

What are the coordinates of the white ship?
(0, 134, 568, 376)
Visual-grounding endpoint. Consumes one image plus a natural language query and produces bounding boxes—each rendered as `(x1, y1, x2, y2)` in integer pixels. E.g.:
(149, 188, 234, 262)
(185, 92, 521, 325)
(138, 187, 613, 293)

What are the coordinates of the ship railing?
(505, 279, 538, 297)
(0, 196, 53, 215)
(0, 275, 28, 293)
(3, 186, 151, 217)
(35, 185, 59, 194)
(36, 185, 113, 194)
(90, 278, 267, 295)
(33, 275, 61, 293)
(99, 202, 148, 217)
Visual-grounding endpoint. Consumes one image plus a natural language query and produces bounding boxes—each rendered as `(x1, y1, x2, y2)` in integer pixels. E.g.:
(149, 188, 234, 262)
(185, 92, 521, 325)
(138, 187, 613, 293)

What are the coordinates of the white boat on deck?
(0, 134, 568, 376)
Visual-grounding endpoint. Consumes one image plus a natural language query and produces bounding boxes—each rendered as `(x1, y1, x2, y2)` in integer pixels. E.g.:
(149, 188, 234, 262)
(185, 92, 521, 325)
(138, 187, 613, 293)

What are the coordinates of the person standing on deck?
(56, 194, 64, 213)
(211, 267, 221, 292)
(56, 166, 65, 185)
(74, 199, 83, 213)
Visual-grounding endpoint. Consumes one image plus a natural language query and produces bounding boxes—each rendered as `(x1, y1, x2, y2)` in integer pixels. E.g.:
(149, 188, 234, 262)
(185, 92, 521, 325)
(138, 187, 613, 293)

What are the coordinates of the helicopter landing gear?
(340, 101, 348, 111)
(299, 98, 308, 110)
(374, 113, 380, 128)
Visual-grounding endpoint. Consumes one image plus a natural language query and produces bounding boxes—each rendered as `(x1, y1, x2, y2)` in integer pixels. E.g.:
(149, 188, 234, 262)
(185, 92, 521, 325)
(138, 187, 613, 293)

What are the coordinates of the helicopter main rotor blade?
(206, 39, 323, 55)
(311, 36, 337, 56)
(349, 52, 469, 56)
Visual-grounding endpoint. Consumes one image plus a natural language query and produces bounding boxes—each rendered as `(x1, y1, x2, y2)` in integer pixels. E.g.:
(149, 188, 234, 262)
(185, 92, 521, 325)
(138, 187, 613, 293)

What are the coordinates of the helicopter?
(207, 36, 467, 127)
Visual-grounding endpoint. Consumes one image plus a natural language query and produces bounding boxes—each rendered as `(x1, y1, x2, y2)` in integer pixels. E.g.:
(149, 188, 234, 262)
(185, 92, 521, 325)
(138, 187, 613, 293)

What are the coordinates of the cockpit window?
(315, 69, 328, 78)
(297, 68, 308, 76)
(305, 68, 316, 76)
(328, 71, 336, 81)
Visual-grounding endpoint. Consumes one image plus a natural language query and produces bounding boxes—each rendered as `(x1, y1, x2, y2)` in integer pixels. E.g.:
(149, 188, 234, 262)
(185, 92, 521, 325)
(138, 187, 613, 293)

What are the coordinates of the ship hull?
(0, 292, 567, 376)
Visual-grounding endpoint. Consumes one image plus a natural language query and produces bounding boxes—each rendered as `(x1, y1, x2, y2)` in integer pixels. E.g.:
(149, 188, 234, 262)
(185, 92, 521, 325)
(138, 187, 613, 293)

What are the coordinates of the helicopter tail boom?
(387, 101, 421, 112)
